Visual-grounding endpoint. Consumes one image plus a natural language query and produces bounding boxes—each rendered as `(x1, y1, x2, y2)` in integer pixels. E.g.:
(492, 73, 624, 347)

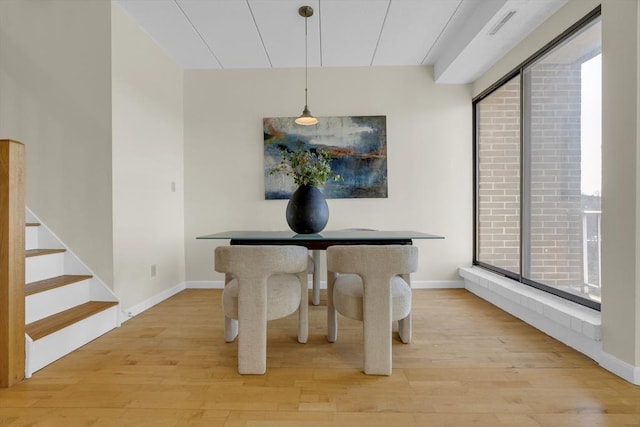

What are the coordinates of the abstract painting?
(264, 116, 387, 199)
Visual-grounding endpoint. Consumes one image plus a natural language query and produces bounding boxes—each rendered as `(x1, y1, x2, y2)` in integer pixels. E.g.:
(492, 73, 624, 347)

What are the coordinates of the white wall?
(111, 4, 185, 311)
(0, 0, 114, 285)
(473, 0, 640, 371)
(184, 66, 472, 283)
(600, 0, 640, 371)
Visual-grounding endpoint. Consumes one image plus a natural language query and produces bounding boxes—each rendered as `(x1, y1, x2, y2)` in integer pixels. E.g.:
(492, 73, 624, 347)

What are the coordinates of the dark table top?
(197, 230, 444, 250)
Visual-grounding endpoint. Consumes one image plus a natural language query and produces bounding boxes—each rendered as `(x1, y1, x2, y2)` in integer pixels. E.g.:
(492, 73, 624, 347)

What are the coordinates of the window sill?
(458, 266, 602, 361)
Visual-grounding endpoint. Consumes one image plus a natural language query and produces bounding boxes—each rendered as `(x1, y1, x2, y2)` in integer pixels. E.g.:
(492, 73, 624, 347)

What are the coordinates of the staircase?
(24, 210, 120, 378)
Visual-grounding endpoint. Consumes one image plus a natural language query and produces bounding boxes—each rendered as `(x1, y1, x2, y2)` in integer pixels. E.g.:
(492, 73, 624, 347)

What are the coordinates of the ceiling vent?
(488, 10, 517, 35)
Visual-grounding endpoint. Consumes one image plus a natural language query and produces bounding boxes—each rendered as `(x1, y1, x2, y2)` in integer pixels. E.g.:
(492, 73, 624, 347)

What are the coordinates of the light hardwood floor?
(1, 289, 639, 426)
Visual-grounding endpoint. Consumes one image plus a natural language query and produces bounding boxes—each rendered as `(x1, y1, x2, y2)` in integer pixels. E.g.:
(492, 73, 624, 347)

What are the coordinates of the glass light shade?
(295, 105, 318, 125)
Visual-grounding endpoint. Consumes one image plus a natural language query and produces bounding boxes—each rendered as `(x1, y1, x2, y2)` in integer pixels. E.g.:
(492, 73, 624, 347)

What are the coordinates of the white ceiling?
(115, 0, 567, 84)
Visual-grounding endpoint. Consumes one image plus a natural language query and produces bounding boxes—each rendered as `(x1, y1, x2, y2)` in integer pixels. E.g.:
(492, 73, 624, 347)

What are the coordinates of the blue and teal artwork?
(264, 116, 388, 200)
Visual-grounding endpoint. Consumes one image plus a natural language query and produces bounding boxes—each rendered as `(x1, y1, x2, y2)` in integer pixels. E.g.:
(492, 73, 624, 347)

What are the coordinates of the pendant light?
(295, 6, 318, 126)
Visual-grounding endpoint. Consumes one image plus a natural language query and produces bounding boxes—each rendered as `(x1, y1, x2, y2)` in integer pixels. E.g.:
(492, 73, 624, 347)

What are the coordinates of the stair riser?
(26, 227, 38, 250)
(26, 253, 65, 283)
(26, 281, 92, 324)
(24, 208, 121, 379)
(25, 305, 119, 377)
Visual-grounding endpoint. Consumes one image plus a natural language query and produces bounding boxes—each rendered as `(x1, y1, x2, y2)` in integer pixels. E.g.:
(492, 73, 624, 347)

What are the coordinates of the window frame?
(472, 6, 602, 311)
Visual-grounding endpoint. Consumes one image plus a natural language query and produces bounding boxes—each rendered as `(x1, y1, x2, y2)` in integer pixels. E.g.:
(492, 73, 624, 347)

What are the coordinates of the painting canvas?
(264, 116, 387, 199)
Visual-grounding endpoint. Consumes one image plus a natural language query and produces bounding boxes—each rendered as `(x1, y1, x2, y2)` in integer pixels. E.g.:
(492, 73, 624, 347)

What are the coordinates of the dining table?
(197, 229, 444, 305)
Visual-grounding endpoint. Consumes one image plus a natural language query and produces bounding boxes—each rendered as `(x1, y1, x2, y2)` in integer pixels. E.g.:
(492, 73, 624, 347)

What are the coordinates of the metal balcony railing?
(582, 210, 601, 297)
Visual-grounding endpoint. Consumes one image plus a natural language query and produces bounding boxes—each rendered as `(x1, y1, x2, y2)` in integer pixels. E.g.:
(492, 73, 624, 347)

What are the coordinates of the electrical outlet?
(151, 264, 157, 277)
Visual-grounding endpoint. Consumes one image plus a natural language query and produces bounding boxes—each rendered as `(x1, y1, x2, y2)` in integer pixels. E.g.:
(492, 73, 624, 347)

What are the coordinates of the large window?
(474, 8, 601, 309)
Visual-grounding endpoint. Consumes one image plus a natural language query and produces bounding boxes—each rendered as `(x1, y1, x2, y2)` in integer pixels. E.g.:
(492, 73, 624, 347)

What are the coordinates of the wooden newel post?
(0, 139, 25, 388)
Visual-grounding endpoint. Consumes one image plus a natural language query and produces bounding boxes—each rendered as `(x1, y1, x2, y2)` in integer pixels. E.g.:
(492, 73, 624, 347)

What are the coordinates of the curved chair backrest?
(215, 245, 308, 279)
(326, 245, 418, 279)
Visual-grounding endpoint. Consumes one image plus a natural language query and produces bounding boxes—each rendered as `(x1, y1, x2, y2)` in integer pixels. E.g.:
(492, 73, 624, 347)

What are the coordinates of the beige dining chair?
(326, 244, 418, 375)
(215, 245, 309, 374)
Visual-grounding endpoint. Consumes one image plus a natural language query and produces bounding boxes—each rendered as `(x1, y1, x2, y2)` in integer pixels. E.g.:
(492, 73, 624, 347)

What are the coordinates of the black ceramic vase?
(286, 185, 329, 234)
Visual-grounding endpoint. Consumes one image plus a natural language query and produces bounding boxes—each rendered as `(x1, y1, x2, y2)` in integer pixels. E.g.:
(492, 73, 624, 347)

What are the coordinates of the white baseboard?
(459, 266, 639, 385)
(186, 280, 224, 289)
(412, 280, 464, 289)
(599, 351, 640, 385)
(120, 282, 186, 322)
(184, 280, 464, 290)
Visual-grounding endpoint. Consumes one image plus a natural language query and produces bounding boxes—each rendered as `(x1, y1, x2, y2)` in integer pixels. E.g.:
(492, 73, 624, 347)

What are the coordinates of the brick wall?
(477, 76, 521, 274)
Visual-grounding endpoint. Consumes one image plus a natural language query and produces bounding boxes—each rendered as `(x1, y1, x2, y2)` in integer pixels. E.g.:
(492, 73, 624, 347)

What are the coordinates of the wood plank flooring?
(1, 289, 639, 426)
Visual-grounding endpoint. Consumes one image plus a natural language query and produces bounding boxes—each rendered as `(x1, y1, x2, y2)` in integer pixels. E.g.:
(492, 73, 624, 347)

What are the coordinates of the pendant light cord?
(304, 14, 309, 106)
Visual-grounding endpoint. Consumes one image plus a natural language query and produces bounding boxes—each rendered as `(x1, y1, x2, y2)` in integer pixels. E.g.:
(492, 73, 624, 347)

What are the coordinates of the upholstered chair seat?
(332, 274, 412, 323)
(222, 273, 304, 320)
(215, 245, 309, 375)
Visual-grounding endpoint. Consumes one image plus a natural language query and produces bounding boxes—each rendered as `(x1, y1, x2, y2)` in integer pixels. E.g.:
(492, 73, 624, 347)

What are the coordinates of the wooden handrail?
(0, 139, 25, 388)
